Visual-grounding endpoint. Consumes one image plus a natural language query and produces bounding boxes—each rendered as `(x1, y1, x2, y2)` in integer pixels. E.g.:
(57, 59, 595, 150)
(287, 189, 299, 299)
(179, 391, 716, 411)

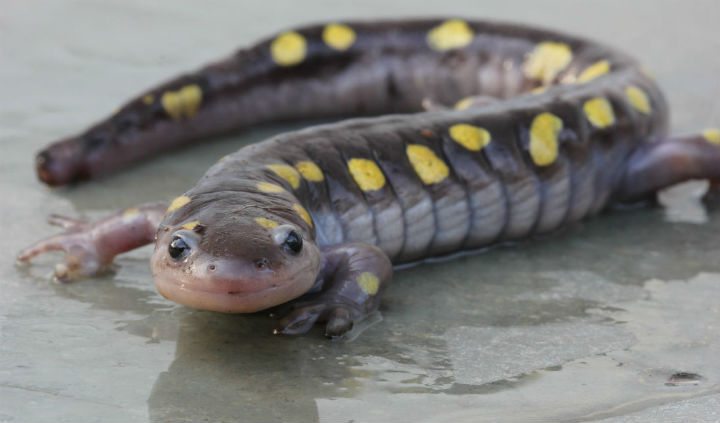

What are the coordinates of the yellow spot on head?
(294, 160, 324, 182)
(625, 85, 651, 114)
(454, 97, 474, 110)
(266, 164, 300, 189)
(181, 221, 200, 230)
(254, 217, 279, 229)
(449, 124, 491, 151)
(529, 113, 563, 166)
(702, 128, 720, 145)
(142, 94, 155, 105)
(271, 31, 307, 66)
(577, 60, 610, 83)
(166, 196, 191, 214)
(406, 144, 450, 185)
(524, 41, 573, 84)
(161, 84, 203, 120)
(122, 208, 139, 223)
(583, 97, 616, 128)
(357, 272, 379, 295)
(256, 181, 286, 193)
(322, 23, 356, 51)
(348, 158, 386, 191)
(293, 203, 313, 227)
(218, 155, 229, 163)
(427, 19, 474, 51)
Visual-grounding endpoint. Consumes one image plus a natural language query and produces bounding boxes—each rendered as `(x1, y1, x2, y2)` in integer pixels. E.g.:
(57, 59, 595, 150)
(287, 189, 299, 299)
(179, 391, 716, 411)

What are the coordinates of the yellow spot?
(254, 217, 279, 229)
(577, 60, 610, 83)
(357, 272, 380, 295)
(266, 164, 300, 189)
(161, 84, 203, 120)
(181, 221, 200, 230)
(583, 97, 616, 128)
(524, 41, 573, 84)
(294, 160, 324, 182)
(702, 128, 720, 145)
(625, 86, 651, 115)
(256, 181, 286, 193)
(531, 85, 548, 94)
(449, 124, 491, 151)
(293, 203, 313, 227)
(166, 196, 191, 214)
(322, 23, 356, 51)
(406, 144, 450, 185)
(218, 155, 229, 163)
(142, 94, 155, 105)
(427, 19, 474, 51)
(529, 113, 563, 166)
(270, 31, 307, 66)
(454, 97, 474, 110)
(122, 208, 139, 223)
(348, 158, 386, 191)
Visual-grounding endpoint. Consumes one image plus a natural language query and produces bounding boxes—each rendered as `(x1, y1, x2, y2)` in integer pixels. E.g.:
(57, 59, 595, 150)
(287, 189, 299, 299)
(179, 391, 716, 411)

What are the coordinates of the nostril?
(208, 264, 216, 271)
(254, 258, 269, 270)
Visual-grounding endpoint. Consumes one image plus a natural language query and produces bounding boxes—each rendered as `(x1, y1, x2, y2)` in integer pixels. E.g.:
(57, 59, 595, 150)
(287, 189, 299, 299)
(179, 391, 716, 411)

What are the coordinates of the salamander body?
(19, 19, 720, 337)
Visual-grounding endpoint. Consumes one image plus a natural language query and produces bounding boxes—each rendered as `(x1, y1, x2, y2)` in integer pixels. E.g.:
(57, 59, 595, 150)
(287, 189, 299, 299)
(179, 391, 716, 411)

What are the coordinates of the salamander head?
(150, 207, 322, 313)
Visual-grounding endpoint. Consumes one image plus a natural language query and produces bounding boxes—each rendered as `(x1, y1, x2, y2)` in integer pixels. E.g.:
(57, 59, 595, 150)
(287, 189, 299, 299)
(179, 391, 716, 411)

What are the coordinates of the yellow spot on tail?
(161, 84, 203, 120)
(256, 181, 286, 193)
(625, 85, 652, 114)
(427, 19, 474, 51)
(529, 113, 563, 166)
(454, 97, 474, 110)
(583, 97, 616, 128)
(702, 128, 720, 145)
(577, 60, 610, 83)
(254, 217, 279, 229)
(266, 164, 300, 189)
(181, 221, 200, 230)
(406, 144, 449, 185)
(531, 85, 548, 94)
(166, 196, 191, 214)
(294, 161, 324, 182)
(357, 272, 380, 295)
(322, 23, 356, 51)
(524, 41, 573, 84)
(449, 124, 491, 151)
(122, 208, 139, 223)
(293, 203, 313, 227)
(348, 158, 386, 191)
(142, 94, 155, 105)
(271, 31, 307, 66)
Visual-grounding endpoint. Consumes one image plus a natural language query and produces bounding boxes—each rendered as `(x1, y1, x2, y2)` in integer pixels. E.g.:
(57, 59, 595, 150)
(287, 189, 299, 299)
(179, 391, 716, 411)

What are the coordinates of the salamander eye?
(283, 230, 303, 255)
(168, 235, 190, 260)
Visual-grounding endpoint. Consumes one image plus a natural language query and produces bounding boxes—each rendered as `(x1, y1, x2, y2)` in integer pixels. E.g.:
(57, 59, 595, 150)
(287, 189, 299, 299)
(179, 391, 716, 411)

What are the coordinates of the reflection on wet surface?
(2, 0, 720, 421)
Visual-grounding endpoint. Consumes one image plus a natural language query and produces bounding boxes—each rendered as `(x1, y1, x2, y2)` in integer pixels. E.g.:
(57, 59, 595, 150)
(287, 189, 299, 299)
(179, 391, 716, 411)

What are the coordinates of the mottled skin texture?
(18, 19, 720, 338)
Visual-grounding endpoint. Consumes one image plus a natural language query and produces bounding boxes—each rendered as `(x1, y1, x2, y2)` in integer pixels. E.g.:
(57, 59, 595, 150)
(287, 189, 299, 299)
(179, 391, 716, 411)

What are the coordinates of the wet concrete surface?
(2, 0, 719, 421)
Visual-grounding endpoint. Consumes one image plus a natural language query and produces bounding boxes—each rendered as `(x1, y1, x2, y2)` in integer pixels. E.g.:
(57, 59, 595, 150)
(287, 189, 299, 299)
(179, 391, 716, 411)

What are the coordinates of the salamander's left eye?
(283, 230, 303, 255)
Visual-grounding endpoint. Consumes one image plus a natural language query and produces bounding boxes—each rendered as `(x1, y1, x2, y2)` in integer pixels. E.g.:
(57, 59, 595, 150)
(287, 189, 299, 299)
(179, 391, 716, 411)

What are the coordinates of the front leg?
(17, 201, 167, 281)
(275, 242, 393, 339)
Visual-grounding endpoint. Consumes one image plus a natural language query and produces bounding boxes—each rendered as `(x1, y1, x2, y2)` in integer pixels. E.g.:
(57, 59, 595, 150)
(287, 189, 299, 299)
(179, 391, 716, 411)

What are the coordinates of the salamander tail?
(618, 129, 720, 202)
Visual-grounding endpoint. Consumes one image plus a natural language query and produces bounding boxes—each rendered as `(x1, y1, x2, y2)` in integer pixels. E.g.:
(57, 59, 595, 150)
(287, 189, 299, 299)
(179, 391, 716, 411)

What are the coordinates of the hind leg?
(618, 129, 720, 202)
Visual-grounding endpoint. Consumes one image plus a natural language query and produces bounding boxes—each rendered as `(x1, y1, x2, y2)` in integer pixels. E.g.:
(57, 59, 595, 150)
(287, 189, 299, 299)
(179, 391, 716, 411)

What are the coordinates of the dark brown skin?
(19, 19, 720, 338)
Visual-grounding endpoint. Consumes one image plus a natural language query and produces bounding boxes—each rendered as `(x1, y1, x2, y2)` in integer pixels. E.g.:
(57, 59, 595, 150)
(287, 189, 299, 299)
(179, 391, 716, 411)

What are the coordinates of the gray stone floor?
(2, 0, 719, 421)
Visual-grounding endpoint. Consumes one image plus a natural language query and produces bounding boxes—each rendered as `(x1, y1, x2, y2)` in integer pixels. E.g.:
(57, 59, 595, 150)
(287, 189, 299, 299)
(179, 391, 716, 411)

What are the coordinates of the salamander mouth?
(153, 274, 284, 313)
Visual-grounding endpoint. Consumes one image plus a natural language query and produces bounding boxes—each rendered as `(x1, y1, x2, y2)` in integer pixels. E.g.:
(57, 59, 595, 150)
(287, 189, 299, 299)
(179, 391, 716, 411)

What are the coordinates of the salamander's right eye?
(283, 230, 303, 255)
(168, 235, 191, 260)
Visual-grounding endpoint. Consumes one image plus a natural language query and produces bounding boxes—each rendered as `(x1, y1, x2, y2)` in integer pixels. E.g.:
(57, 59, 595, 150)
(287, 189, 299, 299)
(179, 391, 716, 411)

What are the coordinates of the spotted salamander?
(19, 19, 720, 338)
